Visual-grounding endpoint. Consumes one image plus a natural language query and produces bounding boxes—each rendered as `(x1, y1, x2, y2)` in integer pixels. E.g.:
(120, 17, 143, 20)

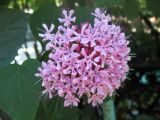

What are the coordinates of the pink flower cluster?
(36, 8, 131, 107)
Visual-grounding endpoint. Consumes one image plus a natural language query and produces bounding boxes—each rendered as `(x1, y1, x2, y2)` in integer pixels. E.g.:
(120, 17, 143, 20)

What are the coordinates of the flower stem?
(103, 100, 116, 120)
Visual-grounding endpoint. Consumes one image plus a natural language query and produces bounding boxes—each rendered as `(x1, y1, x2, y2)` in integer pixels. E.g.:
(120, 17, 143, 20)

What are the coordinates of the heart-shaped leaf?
(0, 59, 41, 120)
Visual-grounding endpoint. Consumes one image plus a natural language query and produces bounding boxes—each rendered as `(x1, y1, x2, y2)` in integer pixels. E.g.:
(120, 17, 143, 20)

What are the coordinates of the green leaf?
(123, 0, 140, 19)
(29, 0, 56, 10)
(0, 59, 41, 120)
(94, 0, 125, 7)
(29, 3, 60, 39)
(146, 0, 160, 16)
(35, 97, 79, 120)
(0, 7, 29, 68)
(75, 7, 94, 25)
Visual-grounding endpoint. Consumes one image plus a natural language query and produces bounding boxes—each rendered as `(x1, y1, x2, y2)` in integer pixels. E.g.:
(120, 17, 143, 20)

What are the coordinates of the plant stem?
(103, 100, 116, 120)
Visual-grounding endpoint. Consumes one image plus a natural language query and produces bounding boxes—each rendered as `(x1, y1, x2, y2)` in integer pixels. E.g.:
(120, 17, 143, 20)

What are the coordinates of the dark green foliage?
(122, 0, 140, 19)
(94, 0, 125, 7)
(35, 98, 79, 120)
(0, 0, 10, 6)
(75, 7, 94, 25)
(146, 0, 160, 16)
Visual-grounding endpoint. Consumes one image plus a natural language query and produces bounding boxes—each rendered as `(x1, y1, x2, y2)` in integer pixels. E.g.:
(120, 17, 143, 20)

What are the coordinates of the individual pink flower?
(64, 94, 80, 107)
(39, 24, 55, 41)
(36, 8, 131, 107)
(88, 94, 103, 107)
(58, 10, 76, 26)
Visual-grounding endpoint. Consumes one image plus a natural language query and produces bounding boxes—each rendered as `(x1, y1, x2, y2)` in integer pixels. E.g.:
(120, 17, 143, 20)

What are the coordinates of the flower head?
(36, 8, 131, 107)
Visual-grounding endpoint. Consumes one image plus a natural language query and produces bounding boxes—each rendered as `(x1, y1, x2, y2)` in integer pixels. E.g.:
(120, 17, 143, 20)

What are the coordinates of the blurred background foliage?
(0, 0, 160, 120)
